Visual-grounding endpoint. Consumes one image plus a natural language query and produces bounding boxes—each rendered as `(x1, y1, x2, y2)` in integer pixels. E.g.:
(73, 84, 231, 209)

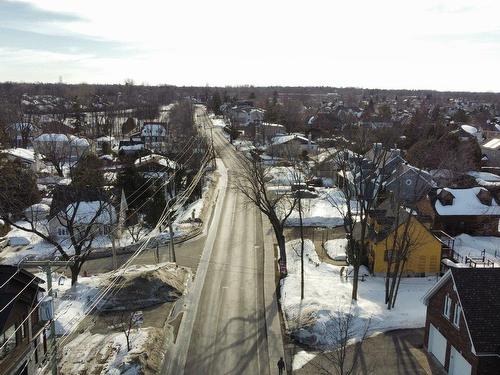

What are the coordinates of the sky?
(0, 0, 500, 92)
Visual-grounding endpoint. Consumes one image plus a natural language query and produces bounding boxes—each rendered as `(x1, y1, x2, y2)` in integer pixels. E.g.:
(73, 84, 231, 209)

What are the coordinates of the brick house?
(418, 187, 500, 236)
(422, 268, 500, 375)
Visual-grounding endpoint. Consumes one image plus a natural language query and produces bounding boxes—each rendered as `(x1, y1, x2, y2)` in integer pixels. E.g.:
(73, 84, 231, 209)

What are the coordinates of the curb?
(262, 213, 287, 375)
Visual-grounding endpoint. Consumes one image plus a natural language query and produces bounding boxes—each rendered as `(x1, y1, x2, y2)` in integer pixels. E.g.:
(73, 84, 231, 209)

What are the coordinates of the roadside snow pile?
(280, 239, 437, 349)
(37, 263, 190, 335)
(324, 238, 348, 261)
(454, 234, 500, 266)
(36, 272, 101, 335)
(285, 188, 350, 228)
(99, 263, 190, 311)
(60, 327, 159, 375)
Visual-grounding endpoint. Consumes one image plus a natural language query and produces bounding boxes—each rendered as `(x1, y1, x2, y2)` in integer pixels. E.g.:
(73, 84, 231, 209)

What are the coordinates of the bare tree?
(109, 311, 141, 351)
(33, 134, 89, 177)
(0, 157, 111, 284)
(233, 154, 297, 269)
(299, 308, 371, 375)
(325, 146, 391, 301)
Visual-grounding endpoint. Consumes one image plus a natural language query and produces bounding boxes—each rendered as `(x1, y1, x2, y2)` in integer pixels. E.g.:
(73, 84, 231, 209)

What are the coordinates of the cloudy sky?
(1, 0, 499, 91)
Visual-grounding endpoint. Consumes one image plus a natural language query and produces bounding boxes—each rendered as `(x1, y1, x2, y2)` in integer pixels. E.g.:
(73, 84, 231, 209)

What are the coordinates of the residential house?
(269, 134, 318, 158)
(221, 103, 265, 127)
(247, 122, 286, 144)
(385, 163, 436, 204)
(134, 154, 177, 179)
(364, 143, 405, 178)
(0, 265, 49, 375)
(418, 187, 500, 236)
(423, 268, 500, 375)
(0, 148, 43, 171)
(118, 140, 145, 156)
(95, 136, 118, 154)
(48, 200, 116, 241)
(32, 134, 90, 162)
(140, 123, 169, 152)
(366, 199, 442, 276)
(481, 138, 500, 167)
(7, 123, 39, 148)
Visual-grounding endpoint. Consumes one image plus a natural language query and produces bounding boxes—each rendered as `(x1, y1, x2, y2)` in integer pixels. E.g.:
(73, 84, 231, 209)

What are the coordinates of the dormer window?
(476, 189, 492, 206)
(444, 294, 452, 319)
(438, 190, 455, 206)
(453, 303, 462, 328)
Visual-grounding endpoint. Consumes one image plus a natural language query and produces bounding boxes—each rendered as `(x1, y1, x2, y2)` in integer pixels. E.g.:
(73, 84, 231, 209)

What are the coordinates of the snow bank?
(280, 239, 437, 349)
(60, 328, 154, 375)
(324, 238, 348, 261)
(285, 188, 350, 228)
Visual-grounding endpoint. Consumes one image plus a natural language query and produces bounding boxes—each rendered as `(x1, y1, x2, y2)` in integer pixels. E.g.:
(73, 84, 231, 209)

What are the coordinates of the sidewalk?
(261, 213, 287, 374)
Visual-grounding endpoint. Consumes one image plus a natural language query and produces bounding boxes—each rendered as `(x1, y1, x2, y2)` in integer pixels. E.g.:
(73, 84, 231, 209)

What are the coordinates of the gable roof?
(451, 268, 500, 354)
(423, 268, 500, 355)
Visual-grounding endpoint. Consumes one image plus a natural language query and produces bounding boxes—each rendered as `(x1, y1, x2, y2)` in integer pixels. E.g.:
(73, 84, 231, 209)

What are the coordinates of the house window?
(444, 294, 452, 319)
(58, 227, 68, 236)
(453, 303, 461, 328)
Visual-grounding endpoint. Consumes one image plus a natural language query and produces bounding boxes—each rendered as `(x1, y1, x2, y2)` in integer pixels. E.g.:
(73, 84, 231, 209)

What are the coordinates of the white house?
(33, 134, 90, 162)
(141, 123, 169, 151)
(269, 133, 318, 157)
(49, 201, 117, 241)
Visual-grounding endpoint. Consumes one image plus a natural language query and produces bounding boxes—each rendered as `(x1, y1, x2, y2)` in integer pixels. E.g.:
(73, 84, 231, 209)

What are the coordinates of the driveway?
(292, 328, 446, 375)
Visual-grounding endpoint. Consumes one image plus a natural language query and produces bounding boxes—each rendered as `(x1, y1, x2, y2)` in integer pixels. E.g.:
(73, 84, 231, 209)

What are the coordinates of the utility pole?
(19, 260, 74, 375)
(167, 209, 176, 263)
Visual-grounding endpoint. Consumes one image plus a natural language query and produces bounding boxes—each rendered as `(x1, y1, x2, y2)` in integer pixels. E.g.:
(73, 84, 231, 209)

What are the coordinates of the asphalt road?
(163, 110, 270, 374)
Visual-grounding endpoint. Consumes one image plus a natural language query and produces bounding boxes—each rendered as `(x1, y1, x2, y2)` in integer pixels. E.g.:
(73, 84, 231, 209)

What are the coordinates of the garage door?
(449, 346, 472, 375)
(428, 324, 447, 366)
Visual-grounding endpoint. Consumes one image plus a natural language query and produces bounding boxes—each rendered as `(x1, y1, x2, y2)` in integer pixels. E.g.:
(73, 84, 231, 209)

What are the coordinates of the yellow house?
(368, 210, 442, 277)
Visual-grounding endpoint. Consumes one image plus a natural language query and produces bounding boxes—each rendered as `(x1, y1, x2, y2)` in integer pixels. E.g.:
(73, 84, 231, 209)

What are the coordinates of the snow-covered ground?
(453, 234, 500, 266)
(281, 239, 438, 367)
(36, 270, 101, 335)
(60, 328, 153, 375)
(324, 238, 348, 261)
(1, 220, 137, 265)
(285, 188, 346, 227)
(37, 263, 189, 336)
(267, 166, 304, 186)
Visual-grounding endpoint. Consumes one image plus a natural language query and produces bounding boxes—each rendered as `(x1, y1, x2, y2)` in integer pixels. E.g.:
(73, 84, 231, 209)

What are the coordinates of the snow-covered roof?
(434, 187, 500, 216)
(64, 201, 116, 224)
(460, 124, 478, 135)
(1, 148, 36, 162)
(141, 123, 167, 137)
(34, 133, 90, 147)
(96, 136, 115, 142)
(26, 203, 51, 213)
(99, 154, 114, 161)
(483, 138, 500, 150)
(134, 154, 177, 169)
(271, 134, 315, 146)
(467, 171, 500, 182)
(119, 144, 144, 151)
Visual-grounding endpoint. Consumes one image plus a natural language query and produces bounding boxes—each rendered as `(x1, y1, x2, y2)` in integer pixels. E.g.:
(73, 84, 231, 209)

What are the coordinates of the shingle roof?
(451, 268, 500, 354)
